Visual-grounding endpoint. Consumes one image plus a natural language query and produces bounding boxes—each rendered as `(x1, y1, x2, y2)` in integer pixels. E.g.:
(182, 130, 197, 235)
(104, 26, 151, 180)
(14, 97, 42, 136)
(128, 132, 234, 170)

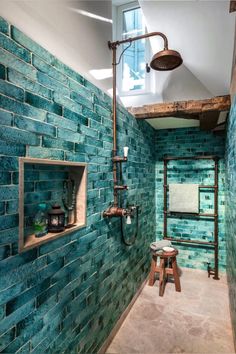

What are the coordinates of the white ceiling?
(116, 0, 235, 129)
(147, 117, 200, 130)
(140, 0, 235, 99)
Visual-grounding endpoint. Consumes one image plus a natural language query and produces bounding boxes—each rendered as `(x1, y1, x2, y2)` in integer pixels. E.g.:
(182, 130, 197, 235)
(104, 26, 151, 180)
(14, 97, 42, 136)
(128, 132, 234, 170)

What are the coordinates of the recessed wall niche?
(19, 158, 87, 252)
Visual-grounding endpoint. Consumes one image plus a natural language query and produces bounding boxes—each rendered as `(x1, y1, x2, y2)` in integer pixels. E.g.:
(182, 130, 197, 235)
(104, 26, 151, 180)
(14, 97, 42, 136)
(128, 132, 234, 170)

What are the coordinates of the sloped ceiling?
(121, 0, 235, 129)
(140, 0, 235, 100)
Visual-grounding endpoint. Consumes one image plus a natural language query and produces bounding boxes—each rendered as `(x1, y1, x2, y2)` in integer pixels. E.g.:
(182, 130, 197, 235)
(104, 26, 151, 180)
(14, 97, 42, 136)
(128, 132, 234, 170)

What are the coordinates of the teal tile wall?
(0, 17, 156, 353)
(155, 128, 226, 271)
(225, 97, 236, 345)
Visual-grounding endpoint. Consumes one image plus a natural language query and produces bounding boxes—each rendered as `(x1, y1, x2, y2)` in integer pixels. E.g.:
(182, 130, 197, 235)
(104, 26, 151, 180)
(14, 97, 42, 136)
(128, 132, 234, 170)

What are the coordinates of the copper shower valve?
(103, 206, 128, 218)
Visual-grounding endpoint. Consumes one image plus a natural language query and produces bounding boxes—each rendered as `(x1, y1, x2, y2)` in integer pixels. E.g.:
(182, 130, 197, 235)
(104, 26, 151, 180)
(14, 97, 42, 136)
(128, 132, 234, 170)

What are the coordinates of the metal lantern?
(47, 204, 65, 232)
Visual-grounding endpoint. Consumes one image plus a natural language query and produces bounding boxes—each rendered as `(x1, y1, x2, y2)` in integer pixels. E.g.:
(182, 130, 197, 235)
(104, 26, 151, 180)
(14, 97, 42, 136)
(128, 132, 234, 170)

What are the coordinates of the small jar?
(48, 204, 65, 233)
(34, 203, 48, 237)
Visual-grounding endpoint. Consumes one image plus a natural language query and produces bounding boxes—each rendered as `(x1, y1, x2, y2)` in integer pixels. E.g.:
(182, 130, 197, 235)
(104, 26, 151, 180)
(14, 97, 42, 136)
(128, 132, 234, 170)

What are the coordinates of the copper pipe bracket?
(114, 185, 128, 190)
(112, 156, 127, 162)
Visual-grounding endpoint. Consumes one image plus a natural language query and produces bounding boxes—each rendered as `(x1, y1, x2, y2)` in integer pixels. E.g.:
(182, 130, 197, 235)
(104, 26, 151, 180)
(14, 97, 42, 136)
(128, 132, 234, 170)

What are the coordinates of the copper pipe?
(164, 237, 216, 246)
(112, 45, 118, 207)
(165, 212, 217, 218)
(213, 157, 219, 280)
(108, 31, 168, 50)
(164, 155, 217, 161)
(164, 185, 218, 189)
(107, 31, 171, 216)
(163, 159, 168, 237)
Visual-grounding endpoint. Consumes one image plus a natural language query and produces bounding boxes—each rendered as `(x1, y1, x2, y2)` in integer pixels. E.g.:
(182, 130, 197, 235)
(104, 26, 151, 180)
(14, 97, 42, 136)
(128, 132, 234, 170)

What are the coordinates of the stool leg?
(172, 256, 181, 292)
(149, 255, 157, 286)
(159, 258, 166, 297)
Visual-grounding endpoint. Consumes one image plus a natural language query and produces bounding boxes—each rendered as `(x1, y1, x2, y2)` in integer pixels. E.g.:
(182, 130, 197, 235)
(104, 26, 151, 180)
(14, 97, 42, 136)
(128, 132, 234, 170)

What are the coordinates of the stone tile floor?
(106, 268, 235, 354)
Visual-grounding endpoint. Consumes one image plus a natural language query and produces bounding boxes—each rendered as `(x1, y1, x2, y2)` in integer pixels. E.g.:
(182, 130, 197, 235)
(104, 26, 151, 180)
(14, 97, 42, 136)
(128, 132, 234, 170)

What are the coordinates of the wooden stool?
(148, 249, 181, 297)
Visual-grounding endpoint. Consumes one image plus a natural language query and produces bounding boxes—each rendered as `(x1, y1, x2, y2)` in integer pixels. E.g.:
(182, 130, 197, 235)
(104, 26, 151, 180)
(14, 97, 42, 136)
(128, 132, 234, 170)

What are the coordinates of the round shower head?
(150, 49, 183, 71)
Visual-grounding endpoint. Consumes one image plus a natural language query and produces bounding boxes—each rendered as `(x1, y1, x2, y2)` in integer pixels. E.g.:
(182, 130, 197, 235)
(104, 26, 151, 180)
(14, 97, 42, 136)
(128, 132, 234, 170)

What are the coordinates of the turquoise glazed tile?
(42, 136, 74, 151)
(0, 94, 46, 121)
(0, 79, 24, 101)
(25, 92, 62, 116)
(226, 94, 236, 345)
(8, 69, 52, 99)
(0, 48, 36, 80)
(27, 146, 64, 160)
(14, 115, 56, 137)
(47, 113, 78, 132)
(63, 108, 88, 126)
(0, 17, 9, 35)
(0, 186, 18, 201)
(0, 328, 16, 352)
(0, 124, 40, 146)
(0, 139, 25, 156)
(70, 91, 93, 110)
(0, 214, 18, 231)
(36, 71, 70, 97)
(32, 55, 68, 85)
(0, 33, 31, 63)
(11, 26, 54, 63)
(0, 64, 5, 79)
(51, 57, 84, 84)
(0, 109, 13, 126)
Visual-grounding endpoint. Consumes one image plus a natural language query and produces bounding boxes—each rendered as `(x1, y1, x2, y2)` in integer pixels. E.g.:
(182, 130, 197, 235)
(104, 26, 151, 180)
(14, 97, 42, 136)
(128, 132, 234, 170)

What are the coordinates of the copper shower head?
(150, 49, 183, 71)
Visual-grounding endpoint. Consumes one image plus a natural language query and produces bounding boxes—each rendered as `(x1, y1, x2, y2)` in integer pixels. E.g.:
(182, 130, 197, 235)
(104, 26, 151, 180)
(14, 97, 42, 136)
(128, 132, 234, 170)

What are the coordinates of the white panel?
(146, 117, 200, 130)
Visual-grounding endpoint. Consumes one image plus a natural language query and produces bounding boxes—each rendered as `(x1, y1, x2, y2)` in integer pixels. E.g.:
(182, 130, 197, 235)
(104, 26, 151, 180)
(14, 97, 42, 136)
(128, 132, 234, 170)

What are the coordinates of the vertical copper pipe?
(163, 159, 168, 237)
(213, 157, 219, 280)
(112, 46, 118, 207)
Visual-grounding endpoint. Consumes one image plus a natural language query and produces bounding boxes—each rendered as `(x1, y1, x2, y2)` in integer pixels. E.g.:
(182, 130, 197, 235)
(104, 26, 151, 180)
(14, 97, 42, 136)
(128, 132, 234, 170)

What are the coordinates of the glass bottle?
(33, 203, 48, 237)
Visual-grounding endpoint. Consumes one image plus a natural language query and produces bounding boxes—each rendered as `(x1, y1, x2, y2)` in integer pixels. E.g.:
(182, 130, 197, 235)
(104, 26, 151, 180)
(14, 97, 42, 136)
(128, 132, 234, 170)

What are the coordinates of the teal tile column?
(225, 96, 236, 346)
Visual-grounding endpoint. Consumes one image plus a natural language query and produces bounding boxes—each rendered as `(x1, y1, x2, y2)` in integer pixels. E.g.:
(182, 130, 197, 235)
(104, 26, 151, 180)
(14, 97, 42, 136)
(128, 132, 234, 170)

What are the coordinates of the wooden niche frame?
(19, 158, 87, 252)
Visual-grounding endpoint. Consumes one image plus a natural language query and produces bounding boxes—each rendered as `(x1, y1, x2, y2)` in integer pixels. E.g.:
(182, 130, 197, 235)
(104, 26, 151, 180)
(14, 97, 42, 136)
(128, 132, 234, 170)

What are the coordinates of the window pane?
(122, 7, 146, 92)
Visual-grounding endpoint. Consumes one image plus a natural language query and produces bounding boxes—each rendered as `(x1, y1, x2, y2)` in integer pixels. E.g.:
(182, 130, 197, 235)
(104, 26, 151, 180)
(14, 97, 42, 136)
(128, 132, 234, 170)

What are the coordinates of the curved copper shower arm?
(105, 31, 169, 212)
(108, 31, 169, 51)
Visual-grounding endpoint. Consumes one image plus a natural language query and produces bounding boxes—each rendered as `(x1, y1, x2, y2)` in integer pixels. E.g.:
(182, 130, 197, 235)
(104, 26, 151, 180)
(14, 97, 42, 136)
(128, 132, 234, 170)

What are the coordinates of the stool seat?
(149, 248, 181, 297)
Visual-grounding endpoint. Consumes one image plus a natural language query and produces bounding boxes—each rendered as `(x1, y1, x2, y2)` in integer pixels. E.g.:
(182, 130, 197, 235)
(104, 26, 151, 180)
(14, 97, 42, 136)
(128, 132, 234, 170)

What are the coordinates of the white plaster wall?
(117, 0, 235, 107)
(0, 0, 113, 94)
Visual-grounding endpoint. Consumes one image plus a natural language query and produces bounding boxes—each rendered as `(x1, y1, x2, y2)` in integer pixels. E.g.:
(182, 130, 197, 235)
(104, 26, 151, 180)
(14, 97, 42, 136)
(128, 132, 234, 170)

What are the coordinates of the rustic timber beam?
(200, 111, 220, 131)
(230, 1, 236, 12)
(128, 95, 231, 120)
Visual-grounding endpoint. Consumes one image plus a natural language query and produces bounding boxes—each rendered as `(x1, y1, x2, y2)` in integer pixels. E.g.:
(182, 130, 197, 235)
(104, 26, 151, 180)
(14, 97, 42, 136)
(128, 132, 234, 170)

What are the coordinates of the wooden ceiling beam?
(128, 95, 231, 120)
(199, 111, 220, 131)
(230, 1, 236, 12)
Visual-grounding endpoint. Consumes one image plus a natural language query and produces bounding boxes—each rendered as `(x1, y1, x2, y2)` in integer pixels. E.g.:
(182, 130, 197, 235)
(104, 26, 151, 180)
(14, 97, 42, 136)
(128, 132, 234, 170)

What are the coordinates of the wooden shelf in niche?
(19, 158, 87, 252)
